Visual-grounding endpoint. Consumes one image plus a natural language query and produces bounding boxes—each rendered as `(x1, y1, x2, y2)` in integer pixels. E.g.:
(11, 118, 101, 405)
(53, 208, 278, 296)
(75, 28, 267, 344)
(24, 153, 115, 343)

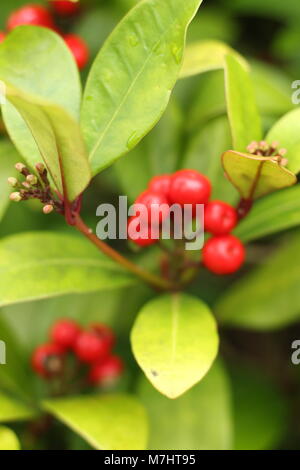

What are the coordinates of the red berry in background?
(204, 200, 238, 235)
(89, 356, 124, 386)
(0, 32, 6, 43)
(7, 5, 55, 31)
(202, 234, 245, 275)
(51, 319, 81, 350)
(91, 323, 115, 351)
(148, 174, 171, 200)
(74, 331, 110, 363)
(63, 34, 89, 69)
(127, 216, 159, 247)
(31, 343, 65, 378)
(134, 190, 169, 226)
(49, 0, 80, 17)
(169, 169, 211, 208)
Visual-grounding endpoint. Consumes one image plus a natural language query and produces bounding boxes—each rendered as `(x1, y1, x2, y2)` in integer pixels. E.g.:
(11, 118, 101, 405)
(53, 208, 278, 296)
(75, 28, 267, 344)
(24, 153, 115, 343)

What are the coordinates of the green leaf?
(216, 232, 300, 330)
(137, 360, 232, 450)
(0, 391, 35, 423)
(180, 40, 244, 78)
(0, 26, 82, 193)
(235, 185, 300, 242)
(0, 426, 20, 450)
(0, 231, 135, 308)
(0, 140, 21, 222)
(266, 108, 300, 174)
(224, 54, 262, 152)
(230, 366, 287, 450)
(81, 0, 204, 175)
(183, 116, 238, 204)
(131, 293, 219, 399)
(222, 150, 296, 200)
(43, 394, 148, 450)
(2, 83, 91, 202)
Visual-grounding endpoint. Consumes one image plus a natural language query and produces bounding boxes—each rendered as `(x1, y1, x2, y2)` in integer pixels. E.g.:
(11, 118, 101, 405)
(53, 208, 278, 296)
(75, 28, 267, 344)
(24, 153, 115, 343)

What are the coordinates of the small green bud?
(26, 174, 38, 185)
(15, 163, 26, 173)
(7, 177, 18, 188)
(10, 192, 22, 202)
(258, 140, 269, 151)
(43, 204, 54, 214)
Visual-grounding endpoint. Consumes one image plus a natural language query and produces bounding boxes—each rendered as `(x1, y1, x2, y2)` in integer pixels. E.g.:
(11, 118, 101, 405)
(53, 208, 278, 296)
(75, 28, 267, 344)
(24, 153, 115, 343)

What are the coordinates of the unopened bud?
(247, 141, 258, 153)
(280, 158, 288, 166)
(7, 177, 18, 187)
(10, 192, 22, 202)
(43, 204, 54, 215)
(15, 163, 26, 173)
(259, 140, 269, 151)
(278, 148, 287, 157)
(26, 174, 38, 185)
(36, 163, 45, 173)
(271, 141, 279, 149)
(22, 182, 31, 189)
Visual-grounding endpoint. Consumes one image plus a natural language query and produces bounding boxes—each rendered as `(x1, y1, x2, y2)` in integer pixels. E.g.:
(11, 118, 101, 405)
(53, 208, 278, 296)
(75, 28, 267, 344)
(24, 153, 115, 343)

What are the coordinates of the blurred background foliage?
(0, 0, 300, 450)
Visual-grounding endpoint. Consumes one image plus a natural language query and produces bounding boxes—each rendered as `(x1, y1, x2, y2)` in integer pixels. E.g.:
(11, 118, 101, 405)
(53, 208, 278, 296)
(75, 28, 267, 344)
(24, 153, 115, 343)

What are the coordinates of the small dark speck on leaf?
(151, 370, 158, 377)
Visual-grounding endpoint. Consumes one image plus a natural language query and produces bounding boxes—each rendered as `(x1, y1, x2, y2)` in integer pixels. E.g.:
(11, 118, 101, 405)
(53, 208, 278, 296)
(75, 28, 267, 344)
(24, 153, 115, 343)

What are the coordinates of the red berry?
(31, 343, 65, 378)
(89, 356, 124, 386)
(7, 5, 55, 31)
(49, 0, 80, 16)
(127, 216, 159, 247)
(63, 34, 89, 69)
(74, 331, 110, 363)
(0, 32, 6, 43)
(51, 319, 81, 350)
(134, 190, 169, 226)
(90, 323, 115, 351)
(204, 200, 238, 235)
(169, 169, 211, 208)
(202, 235, 245, 275)
(148, 174, 171, 199)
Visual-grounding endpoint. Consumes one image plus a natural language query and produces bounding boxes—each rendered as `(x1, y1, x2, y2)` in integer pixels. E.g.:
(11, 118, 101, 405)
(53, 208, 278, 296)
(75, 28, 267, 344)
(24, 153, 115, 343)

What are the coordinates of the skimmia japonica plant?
(0, 0, 300, 451)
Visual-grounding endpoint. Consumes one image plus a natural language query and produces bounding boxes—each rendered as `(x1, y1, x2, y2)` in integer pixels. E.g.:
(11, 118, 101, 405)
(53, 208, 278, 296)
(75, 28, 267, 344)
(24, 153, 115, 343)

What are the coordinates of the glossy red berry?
(127, 216, 159, 247)
(202, 235, 245, 275)
(74, 331, 110, 363)
(90, 323, 115, 351)
(63, 34, 89, 69)
(31, 343, 65, 378)
(204, 200, 238, 235)
(134, 190, 169, 226)
(0, 32, 6, 43)
(169, 169, 211, 207)
(7, 5, 55, 31)
(148, 174, 171, 199)
(49, 0, 80, 16)
(51, 319, 81, 350)
(89, 356, 124, 386)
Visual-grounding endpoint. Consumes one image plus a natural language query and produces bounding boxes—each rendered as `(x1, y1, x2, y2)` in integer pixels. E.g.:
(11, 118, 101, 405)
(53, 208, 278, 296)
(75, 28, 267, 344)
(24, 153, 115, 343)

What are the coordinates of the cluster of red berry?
(127, 169, 245, 275)
(31, 319, 124, 388)
(0, 2, 89, 69)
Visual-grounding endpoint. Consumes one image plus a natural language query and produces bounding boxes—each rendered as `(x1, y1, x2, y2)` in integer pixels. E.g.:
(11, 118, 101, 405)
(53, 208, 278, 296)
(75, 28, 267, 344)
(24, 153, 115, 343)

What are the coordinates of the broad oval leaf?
(0, 26, 81, 179)
(224, 54, 262, 152)
(266, 108, 300, 174)
(131, 293, 219, 399)
(81, 0, 204, 175)
(235, 185, 300, 242)
(0, 232, 135, 308)
(2, 83, 91, 202)
(222, 150, 296, 200)
(137, 361, 232, 450)
(0, 426, 20, 450)
(216, 232, 300, 330)
(0, 391, 35, 423)
(43, 394, 148, 450)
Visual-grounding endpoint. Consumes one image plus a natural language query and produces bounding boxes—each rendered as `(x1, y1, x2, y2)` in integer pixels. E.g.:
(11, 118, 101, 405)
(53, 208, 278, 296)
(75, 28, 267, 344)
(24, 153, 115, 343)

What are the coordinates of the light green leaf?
(0, 232, 135, 308)
(2, 83, 91, 202)
(224, 54, 262, 152)
(137, 360, 232, 450)
(180, 40, 245, 78)
(235, 185, 300, 242)
(0, 391, 35, 423)
(0, 140, 21, 222)
(222, 150, 296, 200)
(230, 366, 287, 450)
(0, 26, 81, 183)
(0, 426, 20, 450)
(131, 293, 219, 399)
(43, 394, 148, 450)
(266, 108, 300, 174)
(216, 232, 300, 330)
(81, 0, 204, 175)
